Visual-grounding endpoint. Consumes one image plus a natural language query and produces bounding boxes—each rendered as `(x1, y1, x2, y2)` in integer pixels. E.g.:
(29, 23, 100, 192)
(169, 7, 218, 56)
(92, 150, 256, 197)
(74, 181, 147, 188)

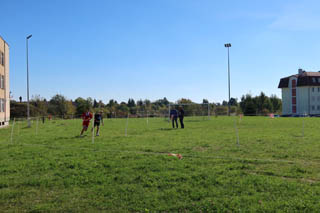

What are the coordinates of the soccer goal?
(168, 103, 211, 121)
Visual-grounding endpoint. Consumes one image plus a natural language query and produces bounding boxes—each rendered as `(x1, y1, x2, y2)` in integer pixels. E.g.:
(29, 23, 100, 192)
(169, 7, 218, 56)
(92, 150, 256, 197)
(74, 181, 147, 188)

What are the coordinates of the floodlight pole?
(26, 35, 32, 127)
(224, 43, 231, 116)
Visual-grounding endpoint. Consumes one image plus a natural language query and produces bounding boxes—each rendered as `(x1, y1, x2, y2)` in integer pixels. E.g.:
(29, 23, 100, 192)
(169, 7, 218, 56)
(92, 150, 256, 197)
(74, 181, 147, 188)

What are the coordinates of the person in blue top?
(170, 108, 178, 128)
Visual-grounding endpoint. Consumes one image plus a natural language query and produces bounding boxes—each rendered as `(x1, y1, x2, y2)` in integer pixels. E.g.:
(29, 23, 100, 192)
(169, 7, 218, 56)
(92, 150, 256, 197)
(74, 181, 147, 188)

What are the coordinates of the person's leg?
(172, 119, 174, 128)
(180, 117, 184, 128)
(96, 123, 100, 136)
(80, 125, 87, 135)
(175, 117, 178, 128)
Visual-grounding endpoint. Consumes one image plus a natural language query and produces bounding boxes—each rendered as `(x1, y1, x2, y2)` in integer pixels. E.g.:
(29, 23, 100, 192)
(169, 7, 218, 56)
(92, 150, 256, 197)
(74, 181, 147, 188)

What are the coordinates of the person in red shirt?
(80, 109, 93, 136)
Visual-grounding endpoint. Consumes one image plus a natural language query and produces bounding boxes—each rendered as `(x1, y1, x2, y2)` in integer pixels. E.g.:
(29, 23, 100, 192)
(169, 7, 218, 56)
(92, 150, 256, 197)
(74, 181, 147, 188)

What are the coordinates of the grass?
(1, 116, 320, 212)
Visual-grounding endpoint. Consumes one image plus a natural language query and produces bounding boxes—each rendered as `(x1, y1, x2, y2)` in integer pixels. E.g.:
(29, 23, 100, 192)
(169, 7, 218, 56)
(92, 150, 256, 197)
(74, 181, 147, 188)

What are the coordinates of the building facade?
(278, 69, 320, 116)
(0, 36, 9, 127)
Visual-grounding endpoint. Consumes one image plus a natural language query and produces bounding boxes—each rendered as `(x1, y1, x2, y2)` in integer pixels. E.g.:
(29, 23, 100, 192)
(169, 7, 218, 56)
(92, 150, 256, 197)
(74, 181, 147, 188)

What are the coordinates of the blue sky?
(2, 0, 320, 103)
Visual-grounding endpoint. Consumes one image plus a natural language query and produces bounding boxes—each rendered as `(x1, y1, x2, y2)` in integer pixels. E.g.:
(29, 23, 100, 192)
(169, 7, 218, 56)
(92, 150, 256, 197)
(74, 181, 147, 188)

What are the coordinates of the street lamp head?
(27, 35, 32, 39)
(224, 43, 231, 48)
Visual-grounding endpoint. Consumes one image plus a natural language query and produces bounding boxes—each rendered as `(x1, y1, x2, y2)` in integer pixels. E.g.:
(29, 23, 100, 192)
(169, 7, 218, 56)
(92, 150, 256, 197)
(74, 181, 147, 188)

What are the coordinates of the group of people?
(79, 106, 185, 136)
(170, 106, 185, 129)
(80, 109, 104, 136)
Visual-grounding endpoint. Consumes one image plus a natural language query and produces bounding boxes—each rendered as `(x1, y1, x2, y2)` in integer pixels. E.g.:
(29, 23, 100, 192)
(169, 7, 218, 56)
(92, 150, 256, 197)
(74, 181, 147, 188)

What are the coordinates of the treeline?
(10, 92, 281, 118)
(239, 92, 282, 115)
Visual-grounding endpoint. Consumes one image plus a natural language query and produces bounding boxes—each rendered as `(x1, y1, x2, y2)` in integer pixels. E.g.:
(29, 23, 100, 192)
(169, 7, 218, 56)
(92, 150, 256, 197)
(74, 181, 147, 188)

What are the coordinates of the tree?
(229, 98, 238, 106)
(10, 101, 43, 118)
(31, 94, 48, 115)
(240, 94, 256, 115)
(93, 99, 99, 108)
(116, 103, 129, 117)
(162, 97, 169, 106)
(75, 97, 91, 116)
(144, 99, 151, 111)
(202, 99, 209, 104)
(137, 99, 143, 107)
(107, 99, 118, 107)
(86, 97, 93, 108)
(222, 100, 228, 106)
(48, 94, 73, 117)
(65, 101, 76, 118)
(127, 98, 136, 107)
(256, 92, 267, 114)
(177, 98, 192, 104)
(270, 95, 282, 113)
(98, 100, 105, 108)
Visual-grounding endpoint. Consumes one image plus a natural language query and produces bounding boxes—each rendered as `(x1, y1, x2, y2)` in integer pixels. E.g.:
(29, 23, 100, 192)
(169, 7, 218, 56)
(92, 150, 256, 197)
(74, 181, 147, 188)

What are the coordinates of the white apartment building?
(278, 69, 320, 116)
(0, 36, 9, 127)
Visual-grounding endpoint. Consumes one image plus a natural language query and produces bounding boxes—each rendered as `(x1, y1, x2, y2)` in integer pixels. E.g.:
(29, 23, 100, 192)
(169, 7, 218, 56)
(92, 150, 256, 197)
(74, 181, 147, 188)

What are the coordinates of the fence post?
(10, 118, 16, 143)
(125, 113, 129, 136)
(92, 113, 95, 144)
(36, 117, 39, 135)
(234, 117, 239, 146)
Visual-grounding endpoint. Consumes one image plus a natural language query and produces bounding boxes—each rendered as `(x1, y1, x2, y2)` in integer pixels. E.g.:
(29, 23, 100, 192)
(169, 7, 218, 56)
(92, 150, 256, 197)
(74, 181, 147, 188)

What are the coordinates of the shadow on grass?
(74, 135, 88, 138)
(292, 134, 304, 138)
(157, 128, 177, 131)
(21, 126, 32, 129)
(185, 119, 207, 122)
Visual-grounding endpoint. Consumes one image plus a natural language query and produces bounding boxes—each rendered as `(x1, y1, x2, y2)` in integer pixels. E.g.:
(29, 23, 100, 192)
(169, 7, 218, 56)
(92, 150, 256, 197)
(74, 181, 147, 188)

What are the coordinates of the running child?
(93, 111, 104, 136)
(80, 109, 93, 136)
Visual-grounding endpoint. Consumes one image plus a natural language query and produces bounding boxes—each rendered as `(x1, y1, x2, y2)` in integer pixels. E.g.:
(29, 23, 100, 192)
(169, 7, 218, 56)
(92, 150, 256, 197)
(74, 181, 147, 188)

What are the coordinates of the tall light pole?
(26, 34, 32, 127)
(224, 43, 231, 116)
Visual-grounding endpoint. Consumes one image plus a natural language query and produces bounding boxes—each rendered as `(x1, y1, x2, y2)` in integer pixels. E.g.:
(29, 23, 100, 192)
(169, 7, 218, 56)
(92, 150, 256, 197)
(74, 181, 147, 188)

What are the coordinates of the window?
(293, 105, 296, 113)
(292, 79, 296, 87)
(0, 52, 3, 66)
(318, 96, 320, 102)
(312, 105, 315, 110)
(312, 87, 315, 92)
(0, 75, 4, 89)
(313, 78, 316, 83)
(318, 87, 320, 92)
(292, 89, 296, 96)
(292, 97, 296, 104)
(317, 106, 320, 110)
(318, 78, 320, 83)
(0, 99, 4, 112)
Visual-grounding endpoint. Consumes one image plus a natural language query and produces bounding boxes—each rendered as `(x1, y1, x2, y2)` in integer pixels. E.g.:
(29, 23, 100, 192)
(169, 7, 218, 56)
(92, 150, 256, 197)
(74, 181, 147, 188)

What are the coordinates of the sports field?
(1, 116, 320, 212)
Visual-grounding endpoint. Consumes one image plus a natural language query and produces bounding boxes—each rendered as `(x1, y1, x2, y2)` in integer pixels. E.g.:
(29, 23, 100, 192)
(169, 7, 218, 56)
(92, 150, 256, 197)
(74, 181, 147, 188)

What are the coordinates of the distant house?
(278, 69, 320, 116)
(0, 36, 9, 127)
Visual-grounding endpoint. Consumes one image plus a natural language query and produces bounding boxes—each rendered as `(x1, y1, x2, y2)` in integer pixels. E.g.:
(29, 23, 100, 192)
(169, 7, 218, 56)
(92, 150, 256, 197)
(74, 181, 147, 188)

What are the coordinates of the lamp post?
(224, 43, 231, 116)
(26, 34, 32, 127)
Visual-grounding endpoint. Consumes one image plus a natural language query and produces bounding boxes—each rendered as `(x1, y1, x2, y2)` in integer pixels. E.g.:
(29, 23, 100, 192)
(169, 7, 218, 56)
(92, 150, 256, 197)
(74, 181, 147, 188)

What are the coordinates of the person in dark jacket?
(178, 106, 184, 129)
(93, 111, 104, 136)
(178, 106, 185, 128)
(170, 108, 178, 128)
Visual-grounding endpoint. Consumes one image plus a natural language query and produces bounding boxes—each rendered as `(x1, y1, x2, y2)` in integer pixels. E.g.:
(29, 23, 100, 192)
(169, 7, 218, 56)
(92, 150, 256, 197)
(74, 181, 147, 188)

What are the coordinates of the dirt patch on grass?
(193, 146, 208, 152)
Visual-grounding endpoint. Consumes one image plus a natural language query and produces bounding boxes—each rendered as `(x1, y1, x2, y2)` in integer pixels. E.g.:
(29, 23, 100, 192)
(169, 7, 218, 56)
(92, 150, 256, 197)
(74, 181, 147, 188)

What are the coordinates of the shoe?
(96, 133, 99, 136)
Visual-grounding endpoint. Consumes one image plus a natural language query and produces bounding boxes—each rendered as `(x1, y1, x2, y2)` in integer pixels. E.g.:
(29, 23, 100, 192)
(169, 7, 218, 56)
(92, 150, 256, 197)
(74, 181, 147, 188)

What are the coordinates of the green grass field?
(1, 116, 320, 212)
